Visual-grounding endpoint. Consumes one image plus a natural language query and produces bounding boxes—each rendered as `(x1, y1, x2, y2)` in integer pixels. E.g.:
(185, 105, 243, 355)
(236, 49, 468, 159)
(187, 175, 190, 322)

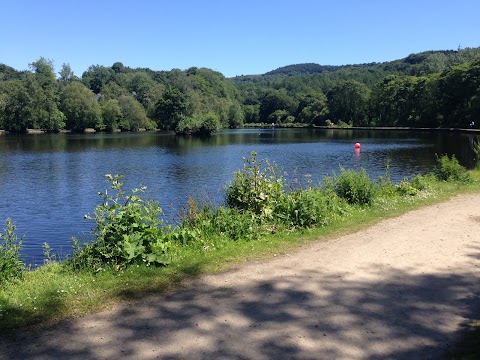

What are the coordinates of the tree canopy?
(0, 47, 479, 133)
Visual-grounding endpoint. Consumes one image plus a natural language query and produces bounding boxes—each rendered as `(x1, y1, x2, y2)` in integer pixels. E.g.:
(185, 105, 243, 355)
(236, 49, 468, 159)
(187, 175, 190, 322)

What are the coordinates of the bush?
(275, 188, 346, 228)
(410, 174, 433, 191)
(396, 178, 419, 196)
(213, 207, 260, 241)
(332, 167, 376, 205)
(70, 175, 173, 271)
(0, 218, 24, 284)
(225, 152, 283, 219)
(434, 155, 470, 182)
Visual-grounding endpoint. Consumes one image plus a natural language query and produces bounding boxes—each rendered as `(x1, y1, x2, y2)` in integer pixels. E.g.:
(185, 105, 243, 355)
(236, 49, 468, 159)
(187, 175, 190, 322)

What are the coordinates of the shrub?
(410, 174, 433, 191)
(376, 164, 397, 197)
(275, 188, 345, 228)
(332, 167, 376, 205)
(0, 218, 24, 284)
(70, 175, 172, 271)
(225, 152, 283, 219)
(213, 207, 260, 241)
(434, 155, 470, 182)
(396, 178, 419, 196)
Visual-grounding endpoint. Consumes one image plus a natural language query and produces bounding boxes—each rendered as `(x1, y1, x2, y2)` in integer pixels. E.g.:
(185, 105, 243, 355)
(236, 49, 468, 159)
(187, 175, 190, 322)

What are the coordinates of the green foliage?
(331, 167, 376, 205)
(70, 175, 172, 271)
(275, 188, 347, 228)
(434, 154, 471, 182)
(213, 207, 260, 241)
(155, 85, 188, 131)
(59, 82, 101, 131)
(0, 219, 24, 284)
(474, 140, 480, 169)
(296, 91, 329, 125)
(82, 65, 115, 94)
(117, 95, 152, 131)
(410, 174, 433, 191)
(225, 152, 283, 218)
(259, 90, 297, 123)
(100, 99, 122, 131)
(327, 80, 371, 126)
(175, 112, 221, 135)
(396, 179, 419, 196)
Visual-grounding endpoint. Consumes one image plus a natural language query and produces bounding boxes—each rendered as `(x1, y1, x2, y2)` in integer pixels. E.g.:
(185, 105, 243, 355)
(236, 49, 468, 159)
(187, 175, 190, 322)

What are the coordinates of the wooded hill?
(0, 47, 479, 134)
(233, 47, 480, 128)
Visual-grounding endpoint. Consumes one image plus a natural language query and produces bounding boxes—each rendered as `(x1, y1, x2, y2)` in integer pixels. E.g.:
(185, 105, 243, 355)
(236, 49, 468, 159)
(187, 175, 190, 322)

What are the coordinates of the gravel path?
(1, 194, 480, 359)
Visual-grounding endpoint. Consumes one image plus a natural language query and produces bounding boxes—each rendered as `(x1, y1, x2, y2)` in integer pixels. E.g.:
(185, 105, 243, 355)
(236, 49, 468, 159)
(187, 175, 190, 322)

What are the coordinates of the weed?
(0, 219, 25, 284)
(434, 154, 471, 182)
(70, 175, 173, 271)
(225, 151, 283, 219)
(275, 188, 347, 228)
(332, 167, 376, 205)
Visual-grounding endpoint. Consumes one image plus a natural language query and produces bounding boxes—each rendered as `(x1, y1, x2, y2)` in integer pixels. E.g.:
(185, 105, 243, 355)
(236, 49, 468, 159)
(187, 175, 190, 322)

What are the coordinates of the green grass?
(1, 168, 480, 358)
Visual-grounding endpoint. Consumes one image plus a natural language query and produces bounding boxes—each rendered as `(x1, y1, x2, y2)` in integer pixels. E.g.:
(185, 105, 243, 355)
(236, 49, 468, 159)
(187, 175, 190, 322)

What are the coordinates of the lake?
(0, 128, 478, 265)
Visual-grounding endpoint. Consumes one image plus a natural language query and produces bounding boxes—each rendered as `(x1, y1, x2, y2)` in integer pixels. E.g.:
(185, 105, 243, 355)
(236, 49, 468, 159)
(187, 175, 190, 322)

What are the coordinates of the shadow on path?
(1, 260, 479, 359)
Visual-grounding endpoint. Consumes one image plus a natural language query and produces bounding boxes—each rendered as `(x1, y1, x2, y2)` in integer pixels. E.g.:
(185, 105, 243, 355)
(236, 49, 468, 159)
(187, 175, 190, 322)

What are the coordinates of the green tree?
(82, 65, 115, 94)
(100, 99, 122, 131)
(117, 95, 151, 131)
(437, 59, 480, 127)
(29, 58, 66, 131)
(59, 82, 101, 131)
(0, 80, 33, 132)
(259, 90, 297, 122)
(155, 86, 188, 131)
(296, 91, 329, 125)
(228, 102, 244, 128)
(58, 63, 75, 82)
(243, 104, 260, 123)
(327, 80, 371, 126)
(175, 111, 221, 135)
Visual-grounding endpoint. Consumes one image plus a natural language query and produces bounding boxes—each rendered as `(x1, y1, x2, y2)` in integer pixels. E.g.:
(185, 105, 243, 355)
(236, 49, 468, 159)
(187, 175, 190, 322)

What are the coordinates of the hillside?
(231, 48, 480, 82)
(231, 47, 480, 129)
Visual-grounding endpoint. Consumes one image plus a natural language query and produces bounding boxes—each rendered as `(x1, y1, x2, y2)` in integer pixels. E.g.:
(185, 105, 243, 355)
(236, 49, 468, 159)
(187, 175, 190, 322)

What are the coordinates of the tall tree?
(58, 63, 75, 82)
(117, 95, 151, 131)
(59, 82, 101, 131)
(100, 99, 122, 131)
(28, 57, 65, 131)
(296, 91, 329, 125)
(259, 90, 297, 122)
(327, 80, 371, 126)
(154, 86, 188, 131)
(82, 65, 115, 94)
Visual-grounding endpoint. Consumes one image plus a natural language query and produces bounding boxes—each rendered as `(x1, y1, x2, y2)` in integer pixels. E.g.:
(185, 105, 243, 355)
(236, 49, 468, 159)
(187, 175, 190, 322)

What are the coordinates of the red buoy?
(354, 142, 361, 149)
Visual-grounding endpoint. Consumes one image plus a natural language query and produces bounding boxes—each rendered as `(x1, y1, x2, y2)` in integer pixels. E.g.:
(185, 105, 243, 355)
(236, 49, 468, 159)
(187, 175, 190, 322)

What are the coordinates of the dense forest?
(0, 61, 243, 135)
(0, 47, 479, 134)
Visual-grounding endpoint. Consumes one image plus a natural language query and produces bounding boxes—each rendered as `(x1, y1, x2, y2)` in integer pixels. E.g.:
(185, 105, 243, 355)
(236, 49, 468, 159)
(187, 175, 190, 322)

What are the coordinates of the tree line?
(234, 47, 480, 128)
(1, 47, 479, 134)
(0, 59, 243, 134)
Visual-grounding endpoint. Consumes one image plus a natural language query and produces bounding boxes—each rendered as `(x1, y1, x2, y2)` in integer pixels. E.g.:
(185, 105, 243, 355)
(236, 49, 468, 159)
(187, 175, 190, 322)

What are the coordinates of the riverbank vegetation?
(1, 47, 479, 135)
(1, 154, 479, 336)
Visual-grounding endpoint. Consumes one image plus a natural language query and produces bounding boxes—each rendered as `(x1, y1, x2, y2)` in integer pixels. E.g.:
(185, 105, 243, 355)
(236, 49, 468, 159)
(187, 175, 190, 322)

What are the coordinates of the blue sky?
(1, 0, 479, 78)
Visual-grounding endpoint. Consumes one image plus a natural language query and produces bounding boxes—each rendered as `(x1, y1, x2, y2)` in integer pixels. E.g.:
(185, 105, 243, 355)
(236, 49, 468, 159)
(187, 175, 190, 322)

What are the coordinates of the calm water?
(0, 128, 478, 265)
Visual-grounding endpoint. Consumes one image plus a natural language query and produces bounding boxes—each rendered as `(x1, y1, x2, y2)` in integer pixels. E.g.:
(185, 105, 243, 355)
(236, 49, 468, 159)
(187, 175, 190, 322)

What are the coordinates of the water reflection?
(0, 129, 478, 264)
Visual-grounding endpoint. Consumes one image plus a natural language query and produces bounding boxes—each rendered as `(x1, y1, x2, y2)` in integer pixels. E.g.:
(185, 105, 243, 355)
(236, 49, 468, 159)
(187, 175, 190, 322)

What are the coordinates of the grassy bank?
(1, 154, 480, 354)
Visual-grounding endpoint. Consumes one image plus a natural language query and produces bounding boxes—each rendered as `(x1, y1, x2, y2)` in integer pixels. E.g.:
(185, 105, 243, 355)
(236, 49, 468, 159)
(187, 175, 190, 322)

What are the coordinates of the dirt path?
(1, 194, 480, 359)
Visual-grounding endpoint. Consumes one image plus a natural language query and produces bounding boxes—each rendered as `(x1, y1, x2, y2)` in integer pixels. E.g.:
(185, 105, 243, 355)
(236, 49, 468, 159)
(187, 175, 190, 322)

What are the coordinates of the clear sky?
(1, 0, 479, 78)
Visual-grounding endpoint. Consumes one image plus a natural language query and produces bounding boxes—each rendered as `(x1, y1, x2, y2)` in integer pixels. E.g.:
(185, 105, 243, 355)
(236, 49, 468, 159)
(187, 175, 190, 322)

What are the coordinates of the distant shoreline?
(0, 126, 479, 135)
